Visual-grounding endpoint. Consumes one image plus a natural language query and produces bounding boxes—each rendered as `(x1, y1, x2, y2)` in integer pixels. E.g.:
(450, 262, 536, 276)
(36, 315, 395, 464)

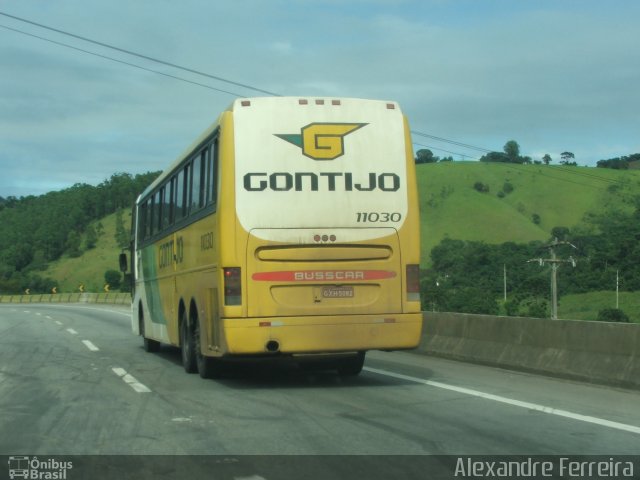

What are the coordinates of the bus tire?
(180, 310, 197, 374)
(193, 313, 224, 379)
(140, 308, 160, 353)
(197, 353, 224, 379)
(337, 351, 366, 376)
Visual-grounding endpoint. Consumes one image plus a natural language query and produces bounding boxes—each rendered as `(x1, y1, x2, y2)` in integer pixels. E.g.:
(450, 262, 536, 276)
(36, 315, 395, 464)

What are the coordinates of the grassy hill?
(417, 162, 640, 265)
(558, 291, 640, 323)
(43, 211, 132, 293)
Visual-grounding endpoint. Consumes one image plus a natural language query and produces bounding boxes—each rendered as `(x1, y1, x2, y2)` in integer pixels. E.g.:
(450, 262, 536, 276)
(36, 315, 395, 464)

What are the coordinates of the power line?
(2, 10, 506, 159)
(510, 163, 629, 191)
(0, 24, 244, 97)
(554, 165, 627, 185)
(0, 10, 281, 97)
(411, 130, 494, 154)
(412, 141, 474, 159)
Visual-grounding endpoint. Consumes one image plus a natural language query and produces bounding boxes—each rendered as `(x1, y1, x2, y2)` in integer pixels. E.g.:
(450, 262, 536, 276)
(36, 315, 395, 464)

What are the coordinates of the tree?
(560, 151, 576, 165)
(415, 149, 437, 164)
(503, 140, 520, 162)
(85, 224, 98, 250)
(597, 157, 630, 170)
(65, 231, 82, 258)
(1, 244, 33, 272)
(551, 226, 571, 241)
(104, 270, 122, 290)
(114, 210, 129, 249)
(479, 151, 508, 163)
(542, 154, 552, 165)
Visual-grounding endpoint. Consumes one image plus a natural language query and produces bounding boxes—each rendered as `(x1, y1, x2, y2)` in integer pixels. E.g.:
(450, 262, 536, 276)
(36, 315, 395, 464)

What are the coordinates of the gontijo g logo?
(275, 123, 367, 160)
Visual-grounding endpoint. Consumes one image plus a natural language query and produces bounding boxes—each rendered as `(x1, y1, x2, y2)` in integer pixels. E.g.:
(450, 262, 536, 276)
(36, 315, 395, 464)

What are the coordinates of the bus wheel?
(337, 352, 366, 376)
(180, 310, 197, 374)
(140, 309, 160, 352)
(194, 316, 224, 379)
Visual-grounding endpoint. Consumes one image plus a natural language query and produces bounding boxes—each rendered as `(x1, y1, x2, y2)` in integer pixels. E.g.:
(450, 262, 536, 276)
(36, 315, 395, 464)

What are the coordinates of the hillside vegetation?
(43, 211, 132, 293)
(1, 163, 639, 322)
(417, 162, 640, 263)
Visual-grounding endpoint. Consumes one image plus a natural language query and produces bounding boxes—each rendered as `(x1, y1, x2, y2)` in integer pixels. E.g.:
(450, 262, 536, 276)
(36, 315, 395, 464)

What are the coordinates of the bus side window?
(198, 149, 206, 208)
(147, 197, 155, 237)
(190, 152, 204, 213)
(139, 202, 147, 242)
(207, 137, 219, 208)
(175, 167, 186, 221)
(154, 190, 162, 233)
(162, 181, 172, 229)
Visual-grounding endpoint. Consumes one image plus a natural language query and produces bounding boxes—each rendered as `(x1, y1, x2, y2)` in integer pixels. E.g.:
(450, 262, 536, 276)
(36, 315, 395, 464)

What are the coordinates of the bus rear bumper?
(220, 313, 423, 355)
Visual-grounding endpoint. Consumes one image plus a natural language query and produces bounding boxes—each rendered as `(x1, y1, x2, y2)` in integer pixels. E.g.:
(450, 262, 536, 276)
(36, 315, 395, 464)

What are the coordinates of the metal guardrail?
(0, 292, 132, 305)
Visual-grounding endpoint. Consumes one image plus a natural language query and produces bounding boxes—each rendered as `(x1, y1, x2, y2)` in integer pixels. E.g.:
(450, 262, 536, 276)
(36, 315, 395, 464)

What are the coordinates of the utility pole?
(503, 264, 507, 302)
(616, 269, 619, 309)
(527, 238, 577, 319)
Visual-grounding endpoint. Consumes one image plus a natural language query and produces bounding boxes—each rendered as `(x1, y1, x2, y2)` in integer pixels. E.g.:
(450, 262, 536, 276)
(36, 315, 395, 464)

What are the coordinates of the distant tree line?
(596, 153, 640, 170)
(413, 139, 640, 169)
(0, 172, 160, 294)
(422, 197, 640, 317)
(414, 149, 454, 164)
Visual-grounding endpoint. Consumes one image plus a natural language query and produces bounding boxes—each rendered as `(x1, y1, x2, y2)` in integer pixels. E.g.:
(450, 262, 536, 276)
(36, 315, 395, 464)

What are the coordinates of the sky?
(1, 0, 639, 197)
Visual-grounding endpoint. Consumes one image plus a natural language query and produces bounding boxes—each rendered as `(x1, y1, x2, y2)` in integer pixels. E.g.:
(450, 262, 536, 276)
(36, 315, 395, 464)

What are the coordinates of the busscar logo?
(275, 123, 367, 160)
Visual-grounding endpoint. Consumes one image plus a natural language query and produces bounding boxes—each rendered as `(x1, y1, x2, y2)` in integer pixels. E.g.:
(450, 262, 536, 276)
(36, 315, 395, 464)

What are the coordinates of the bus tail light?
(406, 264, 421, 302)
(224, 267, 242, 305)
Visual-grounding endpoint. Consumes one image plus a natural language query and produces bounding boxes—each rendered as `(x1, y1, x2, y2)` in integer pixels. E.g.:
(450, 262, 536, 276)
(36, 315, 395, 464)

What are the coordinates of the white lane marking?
(35, 312, 42, 316)
(66, 328, 78, 335)
(46, 316, 53, 320)
(36, 304, 131, 317)
(82, 340, 99, 351)
(363, 367, 640, 436)
(112, 367, 151, 393)
(55, 321, 63, 326)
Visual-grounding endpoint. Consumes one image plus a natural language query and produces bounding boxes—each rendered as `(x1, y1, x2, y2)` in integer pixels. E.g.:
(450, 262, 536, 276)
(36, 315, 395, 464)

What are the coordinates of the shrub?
(104, 269, 122, 290)
(597, 308, 630, 323)
(503, 181, 514, 194)
(473, 181, 490, 193)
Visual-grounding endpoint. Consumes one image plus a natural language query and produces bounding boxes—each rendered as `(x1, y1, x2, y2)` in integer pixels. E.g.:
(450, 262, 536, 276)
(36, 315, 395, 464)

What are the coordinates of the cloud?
(0, 1, 639, 196)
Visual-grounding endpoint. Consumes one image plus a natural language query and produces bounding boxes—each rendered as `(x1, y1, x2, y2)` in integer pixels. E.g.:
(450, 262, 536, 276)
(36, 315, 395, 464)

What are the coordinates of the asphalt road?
(1, 304, 639, 479)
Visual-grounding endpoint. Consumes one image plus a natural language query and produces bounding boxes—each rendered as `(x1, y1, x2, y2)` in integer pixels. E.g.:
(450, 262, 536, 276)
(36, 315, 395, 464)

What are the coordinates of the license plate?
(322, 286, 354, 298)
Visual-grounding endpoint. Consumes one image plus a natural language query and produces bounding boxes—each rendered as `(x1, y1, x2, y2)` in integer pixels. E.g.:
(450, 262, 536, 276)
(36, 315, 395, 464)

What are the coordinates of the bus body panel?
(246, 228, 403, 318)
(221, 313, 423, 355)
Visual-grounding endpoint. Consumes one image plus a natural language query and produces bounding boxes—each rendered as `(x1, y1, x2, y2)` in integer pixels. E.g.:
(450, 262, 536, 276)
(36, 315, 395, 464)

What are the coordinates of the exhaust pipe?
(265, 340, 280, 353)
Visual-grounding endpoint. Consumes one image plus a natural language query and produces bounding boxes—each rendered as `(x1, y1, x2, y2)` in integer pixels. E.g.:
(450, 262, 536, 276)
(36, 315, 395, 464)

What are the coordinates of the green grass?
(43, 211, 131, 293)
(558, 291, 640, 324)
(416, 162, 640, 266)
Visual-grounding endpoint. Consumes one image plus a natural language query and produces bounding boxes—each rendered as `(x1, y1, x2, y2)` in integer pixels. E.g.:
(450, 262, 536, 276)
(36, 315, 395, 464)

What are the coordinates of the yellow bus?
(121, 96, 422, 378)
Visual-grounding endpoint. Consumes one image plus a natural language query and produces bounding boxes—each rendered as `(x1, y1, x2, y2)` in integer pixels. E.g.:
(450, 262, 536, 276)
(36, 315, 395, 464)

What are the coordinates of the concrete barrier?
(419, 312, 640, 390)
(0, 293, 132, 305)
(1, 295, 637, 388)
